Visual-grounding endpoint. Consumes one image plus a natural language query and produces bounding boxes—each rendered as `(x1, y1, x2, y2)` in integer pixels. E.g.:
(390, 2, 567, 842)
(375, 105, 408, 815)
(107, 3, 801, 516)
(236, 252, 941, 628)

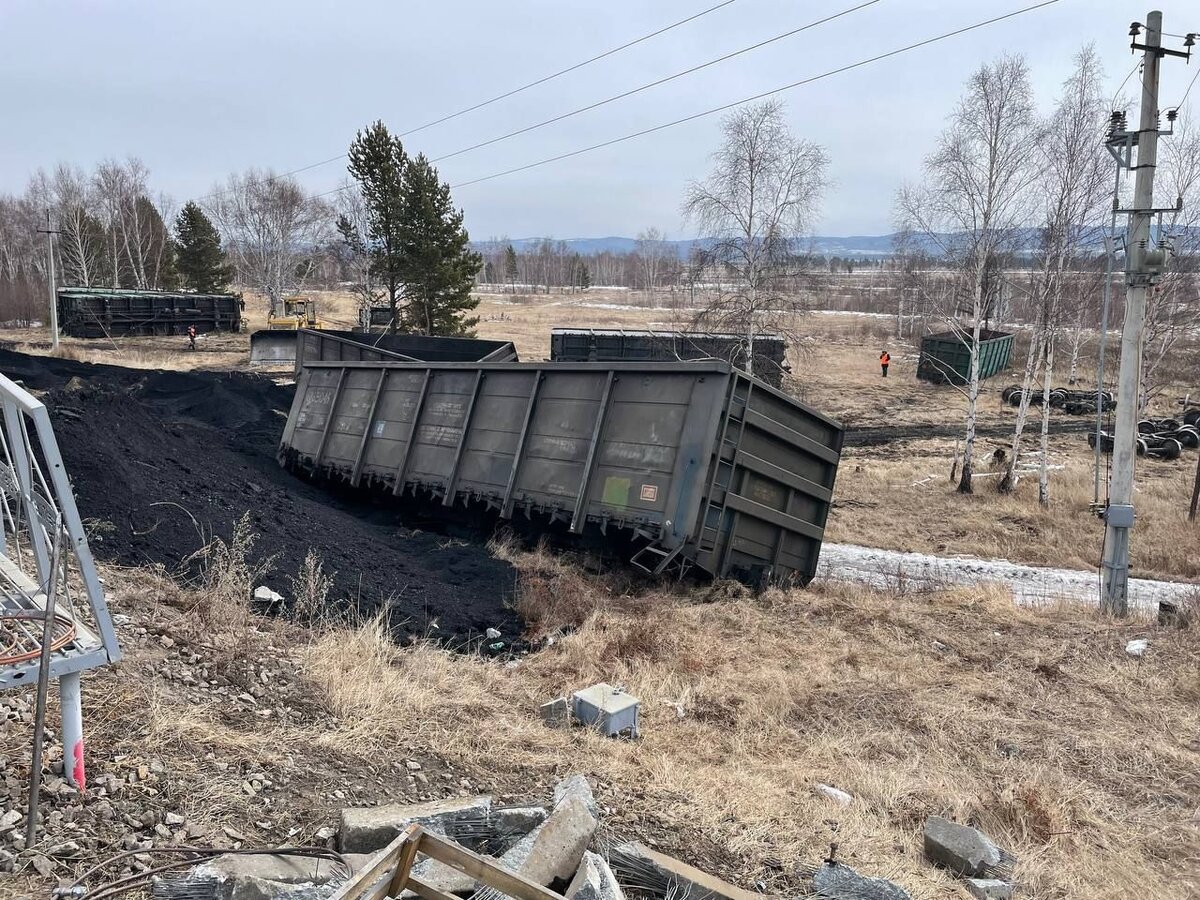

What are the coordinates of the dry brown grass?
(301, 554, 1200, 900)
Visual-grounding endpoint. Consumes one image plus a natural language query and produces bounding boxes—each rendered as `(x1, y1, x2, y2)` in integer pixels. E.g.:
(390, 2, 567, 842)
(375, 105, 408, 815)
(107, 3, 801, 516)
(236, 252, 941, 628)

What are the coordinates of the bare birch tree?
(208, 169, 330, 317)
(896, 55, 1038, 493)
(682, 99, 827, 376)
(998, 46, 1108, 499)
(635, 227, 670, 298)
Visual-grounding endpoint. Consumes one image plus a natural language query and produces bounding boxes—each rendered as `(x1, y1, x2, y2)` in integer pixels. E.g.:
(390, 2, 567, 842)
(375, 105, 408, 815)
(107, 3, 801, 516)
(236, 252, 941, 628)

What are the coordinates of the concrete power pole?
(1100, 11, 1184, 615)
(36, 210, 61, 350)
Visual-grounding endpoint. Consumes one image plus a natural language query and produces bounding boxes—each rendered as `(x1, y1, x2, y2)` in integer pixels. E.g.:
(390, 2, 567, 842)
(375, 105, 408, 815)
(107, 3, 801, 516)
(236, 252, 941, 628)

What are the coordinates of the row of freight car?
(276, 328, 843, 587)
(56, 288, 244, 337)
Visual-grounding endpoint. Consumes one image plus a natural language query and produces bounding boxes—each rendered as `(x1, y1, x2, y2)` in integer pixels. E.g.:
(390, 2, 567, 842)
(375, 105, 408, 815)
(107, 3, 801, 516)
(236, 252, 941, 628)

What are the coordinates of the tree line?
(0, 121, 482, 335)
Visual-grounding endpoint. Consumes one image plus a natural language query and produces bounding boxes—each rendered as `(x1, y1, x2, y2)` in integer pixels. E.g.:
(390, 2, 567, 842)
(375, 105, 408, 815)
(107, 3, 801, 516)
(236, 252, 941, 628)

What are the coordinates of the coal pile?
(0, 349, 518, 646)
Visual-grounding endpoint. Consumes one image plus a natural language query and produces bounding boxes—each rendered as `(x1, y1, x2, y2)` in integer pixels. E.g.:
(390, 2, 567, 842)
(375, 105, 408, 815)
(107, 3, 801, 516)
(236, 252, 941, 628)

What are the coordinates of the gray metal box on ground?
(572, 683, 640, 737)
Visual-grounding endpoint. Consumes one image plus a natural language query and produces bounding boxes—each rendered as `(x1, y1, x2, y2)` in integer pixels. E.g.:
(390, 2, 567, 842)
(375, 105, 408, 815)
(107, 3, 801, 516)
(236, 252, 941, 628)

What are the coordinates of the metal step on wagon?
(278, 359, 843, 587)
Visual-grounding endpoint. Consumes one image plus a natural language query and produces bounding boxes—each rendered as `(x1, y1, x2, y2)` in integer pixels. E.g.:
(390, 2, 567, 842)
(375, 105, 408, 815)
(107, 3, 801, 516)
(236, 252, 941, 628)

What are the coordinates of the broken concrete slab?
(812, 861, 911, 900)
(193, 852, 348, 900)
(923, 817, 1003, 877)
(567, 851, 625, 900)
(554, 773, 598, 817)
(196, 853, 345, 886)
(340, 795, 492, 854)
(609, 842, 767, 900)
(494, 793, 598, 886)
(964, 878, 1014, 900)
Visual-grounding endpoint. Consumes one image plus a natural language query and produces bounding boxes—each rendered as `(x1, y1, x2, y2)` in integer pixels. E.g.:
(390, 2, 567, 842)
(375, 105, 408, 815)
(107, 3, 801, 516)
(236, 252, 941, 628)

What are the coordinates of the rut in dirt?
(0, 349, 519, 646)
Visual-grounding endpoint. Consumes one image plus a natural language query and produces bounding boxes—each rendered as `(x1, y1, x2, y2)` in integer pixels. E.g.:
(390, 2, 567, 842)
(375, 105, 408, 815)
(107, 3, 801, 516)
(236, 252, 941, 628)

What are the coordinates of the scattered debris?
(486, 627, 503, 640)
(340, 795, 493, 854)
(494, 791, 598, 885)
(572, 683, 640, 738)
(252, 585, 285, 611)
(608, 842, 767, 900)
(1125, 639, 1150, 657)
(567, 851, 625, 900)
(814, 784, 853, 807)
(923, 817, 1007, 877)
(540, 696, 571, 729)
(964, 877, 1015, 899)
(812, 860, 911, 899)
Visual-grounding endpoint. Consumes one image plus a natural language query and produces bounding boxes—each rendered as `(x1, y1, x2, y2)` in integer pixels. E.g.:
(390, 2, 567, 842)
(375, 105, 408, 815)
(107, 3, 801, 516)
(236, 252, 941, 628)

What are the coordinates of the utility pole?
(1100, 11, 1188, 615)
(36, 210, 62, 350)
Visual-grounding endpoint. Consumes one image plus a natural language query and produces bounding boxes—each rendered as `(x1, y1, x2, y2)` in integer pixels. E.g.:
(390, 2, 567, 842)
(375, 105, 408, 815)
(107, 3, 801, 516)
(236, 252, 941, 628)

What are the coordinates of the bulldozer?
(267, 296, 325, 330)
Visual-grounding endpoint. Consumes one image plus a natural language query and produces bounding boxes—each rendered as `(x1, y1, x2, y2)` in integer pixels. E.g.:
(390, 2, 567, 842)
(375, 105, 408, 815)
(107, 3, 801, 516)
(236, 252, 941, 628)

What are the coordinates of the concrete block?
(410, 855, 480, 895)
(609, 842, 767, 900)
(923, 817, 1003, 878)
(572, 683, 639, 737)
(195, 853, 346, 900)
(567, 851, 625, 900)
(495, 794, 598, 886)
(540, 697, 571, 728)
(340, 795, 492, 854)
(812, 862, 911, 899)
(492, 805, 550, 841)
(965, 879, 1014, 900)
(554, 774, 598, 817)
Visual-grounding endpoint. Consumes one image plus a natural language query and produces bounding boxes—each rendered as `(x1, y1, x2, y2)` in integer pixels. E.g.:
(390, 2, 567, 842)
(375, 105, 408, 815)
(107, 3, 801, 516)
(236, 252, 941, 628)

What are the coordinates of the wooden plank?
(418, 830, 567, 900)
(388, 826, 423, 894)
(407, 874, 463, 900)
(618, 843, 772, 900)
(328, 824, 422, 900)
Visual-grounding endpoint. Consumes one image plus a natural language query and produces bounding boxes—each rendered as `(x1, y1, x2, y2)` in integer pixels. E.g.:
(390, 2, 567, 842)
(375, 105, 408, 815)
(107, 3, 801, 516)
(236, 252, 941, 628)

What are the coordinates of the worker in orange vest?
(880, 349, 890, 378)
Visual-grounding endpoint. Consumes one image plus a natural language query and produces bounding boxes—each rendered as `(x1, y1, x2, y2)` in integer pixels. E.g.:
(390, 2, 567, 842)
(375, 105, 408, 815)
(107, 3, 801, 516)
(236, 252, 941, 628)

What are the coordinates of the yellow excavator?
(267, 296, 327, 330)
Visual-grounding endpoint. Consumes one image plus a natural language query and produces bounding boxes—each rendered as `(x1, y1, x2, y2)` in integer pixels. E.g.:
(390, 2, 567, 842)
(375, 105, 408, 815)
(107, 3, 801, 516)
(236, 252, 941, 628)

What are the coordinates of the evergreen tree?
(174, 201, 232, 293)
(347, 121, 407, 333)
(398, 154, 482, 335)
(504, 244, 519, 294)
(580, 261, 592, 291)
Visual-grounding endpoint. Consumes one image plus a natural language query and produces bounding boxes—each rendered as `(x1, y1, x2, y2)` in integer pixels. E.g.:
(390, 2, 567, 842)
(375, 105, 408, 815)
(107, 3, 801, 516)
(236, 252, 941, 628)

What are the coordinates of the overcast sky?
(2, 1, 1197, 239)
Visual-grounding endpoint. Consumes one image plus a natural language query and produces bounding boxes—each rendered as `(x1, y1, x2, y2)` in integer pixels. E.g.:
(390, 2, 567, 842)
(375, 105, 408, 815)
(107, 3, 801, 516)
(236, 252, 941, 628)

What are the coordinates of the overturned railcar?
(278, 360, 842, 586)
(57, 287, 243, 338)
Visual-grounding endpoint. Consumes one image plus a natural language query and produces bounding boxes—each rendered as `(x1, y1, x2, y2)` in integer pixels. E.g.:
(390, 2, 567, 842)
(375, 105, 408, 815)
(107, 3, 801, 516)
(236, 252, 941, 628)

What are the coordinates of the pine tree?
(347, 121, 407, 333)
(580, 261, 592, 291)
(398, 154, 482, 335)
(174, 201, 232, 293)
(504, 244, 519, 294)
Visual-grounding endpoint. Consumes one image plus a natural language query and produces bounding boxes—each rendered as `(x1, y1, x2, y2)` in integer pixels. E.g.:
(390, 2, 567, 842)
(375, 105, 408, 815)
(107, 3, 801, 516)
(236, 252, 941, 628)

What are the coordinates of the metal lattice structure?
(0, 372, 121, 791)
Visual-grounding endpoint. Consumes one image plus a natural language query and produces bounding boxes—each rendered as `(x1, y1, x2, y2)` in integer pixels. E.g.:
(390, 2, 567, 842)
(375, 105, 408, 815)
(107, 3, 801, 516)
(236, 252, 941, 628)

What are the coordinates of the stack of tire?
(1088, 409, 1200, 460)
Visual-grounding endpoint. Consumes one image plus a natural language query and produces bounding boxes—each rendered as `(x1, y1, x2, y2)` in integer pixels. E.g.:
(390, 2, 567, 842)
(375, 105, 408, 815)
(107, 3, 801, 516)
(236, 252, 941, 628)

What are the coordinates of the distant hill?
(474, 234, 934, 258)
(475, 226, 1200, 259)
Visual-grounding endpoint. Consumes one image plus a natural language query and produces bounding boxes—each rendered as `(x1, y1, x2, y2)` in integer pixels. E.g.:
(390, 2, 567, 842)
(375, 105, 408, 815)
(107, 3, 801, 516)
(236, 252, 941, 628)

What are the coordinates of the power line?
(399, 0, 741, 138)
(427, 0, 884, 166)
(196, 0, 739, 203)
(448, 0, 1066, 190)
(1172, 63, 1200, 111)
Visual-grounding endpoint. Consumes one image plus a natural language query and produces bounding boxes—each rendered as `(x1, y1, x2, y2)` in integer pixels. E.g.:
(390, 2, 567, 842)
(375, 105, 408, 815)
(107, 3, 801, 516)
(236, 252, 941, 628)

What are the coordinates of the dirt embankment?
(0, 349, 518, 645)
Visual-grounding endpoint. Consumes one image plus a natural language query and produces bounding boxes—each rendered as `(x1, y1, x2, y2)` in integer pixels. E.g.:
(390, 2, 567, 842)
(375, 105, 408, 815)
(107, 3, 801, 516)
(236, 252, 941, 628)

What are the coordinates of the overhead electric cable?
(447, 0, 1066, 190)
(196, 0, 740, 202)
(427, 0, 884, 165)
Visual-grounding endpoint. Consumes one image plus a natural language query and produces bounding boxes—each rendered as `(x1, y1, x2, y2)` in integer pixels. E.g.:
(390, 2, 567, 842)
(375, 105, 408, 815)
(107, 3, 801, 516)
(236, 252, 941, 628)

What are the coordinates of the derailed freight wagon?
(249, 328, 518, 369)
(550, 328, 789, 388)
(57, 287, 244, 338)
(278, 360, 843, 586)
(916, 329, 1014, 385)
